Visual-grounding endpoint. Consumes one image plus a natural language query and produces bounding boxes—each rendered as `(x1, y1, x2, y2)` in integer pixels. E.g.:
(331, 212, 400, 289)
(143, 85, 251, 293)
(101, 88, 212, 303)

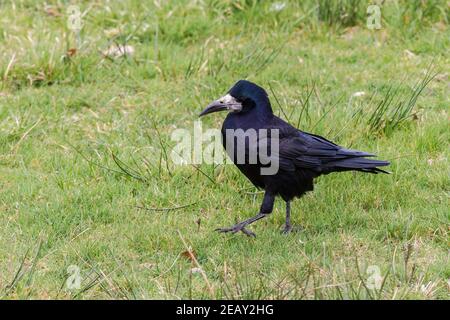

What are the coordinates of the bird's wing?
(275, 131, 387, 173)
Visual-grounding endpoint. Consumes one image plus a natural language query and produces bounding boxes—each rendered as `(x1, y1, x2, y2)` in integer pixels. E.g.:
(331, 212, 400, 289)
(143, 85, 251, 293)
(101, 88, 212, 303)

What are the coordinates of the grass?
(0, 0, 449, 299)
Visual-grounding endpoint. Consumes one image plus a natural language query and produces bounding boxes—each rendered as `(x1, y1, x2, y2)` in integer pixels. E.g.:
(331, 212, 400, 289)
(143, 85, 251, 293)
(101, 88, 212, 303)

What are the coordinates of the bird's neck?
(250, 100, 274, 124)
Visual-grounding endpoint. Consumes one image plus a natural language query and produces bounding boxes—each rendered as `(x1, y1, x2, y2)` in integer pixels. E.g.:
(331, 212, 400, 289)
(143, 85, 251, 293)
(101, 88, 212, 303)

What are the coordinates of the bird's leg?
(282, 201, 293, 234)
(282, 201, 302, 234)
(216, 192, 275, 237)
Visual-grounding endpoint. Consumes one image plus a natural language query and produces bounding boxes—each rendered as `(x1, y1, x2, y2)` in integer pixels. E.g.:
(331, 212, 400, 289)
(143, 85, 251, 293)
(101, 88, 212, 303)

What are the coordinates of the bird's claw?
(215, 225, 256, 237)
(240, 227, 256, 237)
(281, 225, 292, 234)
(281, 224, 302, 234)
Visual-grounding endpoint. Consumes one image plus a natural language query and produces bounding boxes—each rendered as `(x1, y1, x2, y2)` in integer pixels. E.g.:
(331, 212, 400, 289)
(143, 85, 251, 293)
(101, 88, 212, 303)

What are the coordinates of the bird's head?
(199, 80, 272, 117)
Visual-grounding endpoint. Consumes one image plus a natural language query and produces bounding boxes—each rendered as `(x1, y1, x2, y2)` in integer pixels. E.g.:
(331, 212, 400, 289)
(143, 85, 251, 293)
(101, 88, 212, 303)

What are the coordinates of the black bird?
(199, 80, 390, 237)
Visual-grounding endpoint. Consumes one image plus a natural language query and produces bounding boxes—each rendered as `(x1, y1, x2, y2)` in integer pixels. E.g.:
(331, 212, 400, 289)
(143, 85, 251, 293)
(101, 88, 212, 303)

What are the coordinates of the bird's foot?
(281, 224, 302, 234)
(215, 213, 267, 237)
(215, 223, 256, 237)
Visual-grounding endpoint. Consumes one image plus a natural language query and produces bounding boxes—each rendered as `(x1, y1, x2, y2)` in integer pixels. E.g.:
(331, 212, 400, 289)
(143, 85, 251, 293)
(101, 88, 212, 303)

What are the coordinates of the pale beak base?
(199, 94, 242, 117)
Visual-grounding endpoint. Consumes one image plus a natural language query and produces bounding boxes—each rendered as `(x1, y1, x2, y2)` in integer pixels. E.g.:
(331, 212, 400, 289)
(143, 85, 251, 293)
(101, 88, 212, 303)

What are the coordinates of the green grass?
(0, 0, 449, 299)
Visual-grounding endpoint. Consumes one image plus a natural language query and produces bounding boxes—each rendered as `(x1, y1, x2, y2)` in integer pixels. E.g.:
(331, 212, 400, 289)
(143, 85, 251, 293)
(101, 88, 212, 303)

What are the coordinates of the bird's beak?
(199, 94, 242, 117)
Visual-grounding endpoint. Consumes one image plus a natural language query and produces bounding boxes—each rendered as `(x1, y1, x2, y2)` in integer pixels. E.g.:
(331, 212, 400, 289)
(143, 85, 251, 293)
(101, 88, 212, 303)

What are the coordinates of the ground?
(0, 1, 448, 299)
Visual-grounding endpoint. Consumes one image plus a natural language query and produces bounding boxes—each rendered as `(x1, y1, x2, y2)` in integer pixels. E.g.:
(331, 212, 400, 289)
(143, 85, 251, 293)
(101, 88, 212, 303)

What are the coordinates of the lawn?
(0, 0, 448, 299)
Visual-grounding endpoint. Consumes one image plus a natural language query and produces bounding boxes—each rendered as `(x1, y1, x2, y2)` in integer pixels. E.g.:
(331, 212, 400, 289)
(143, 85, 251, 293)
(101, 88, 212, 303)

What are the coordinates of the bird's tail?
(325, 148, 391, 174)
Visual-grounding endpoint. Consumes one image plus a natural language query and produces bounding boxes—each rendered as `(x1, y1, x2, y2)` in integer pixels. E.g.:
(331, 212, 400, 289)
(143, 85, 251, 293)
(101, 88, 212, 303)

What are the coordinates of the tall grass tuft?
(366, 67, 437, 135)
(395, 0, 449, 32)
(316, 0, 368, 28)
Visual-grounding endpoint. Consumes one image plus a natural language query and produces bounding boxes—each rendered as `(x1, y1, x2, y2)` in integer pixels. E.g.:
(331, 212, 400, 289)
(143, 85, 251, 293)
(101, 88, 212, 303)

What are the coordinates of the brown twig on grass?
(136, 202, 196, 212)
(177, 230, 214, 297)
